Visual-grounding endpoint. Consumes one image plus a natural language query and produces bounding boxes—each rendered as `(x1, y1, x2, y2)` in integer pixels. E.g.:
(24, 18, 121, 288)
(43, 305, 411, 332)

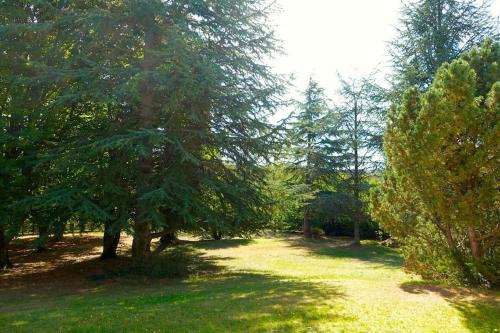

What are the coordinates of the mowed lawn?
(0, 235, 499, 333)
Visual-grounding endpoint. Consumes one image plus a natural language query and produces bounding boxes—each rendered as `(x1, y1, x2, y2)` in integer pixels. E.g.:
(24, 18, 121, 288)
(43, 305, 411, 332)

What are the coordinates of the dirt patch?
(400, 281, 500, 303)
(0, 234, 132, 295)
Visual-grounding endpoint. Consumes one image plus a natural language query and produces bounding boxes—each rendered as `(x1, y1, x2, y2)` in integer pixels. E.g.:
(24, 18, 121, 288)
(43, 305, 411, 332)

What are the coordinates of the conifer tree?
(1, 0, 284, 264)
(374, 40, 500, 286)
(0, 1, 75, 266)
(334, 75, 386, 245)
(390, 0, 499, 93)
(290, 79, 335, 238)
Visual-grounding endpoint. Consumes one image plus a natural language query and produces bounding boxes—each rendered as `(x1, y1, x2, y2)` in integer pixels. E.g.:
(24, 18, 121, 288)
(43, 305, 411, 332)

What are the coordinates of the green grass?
(1, 236, 499, 332)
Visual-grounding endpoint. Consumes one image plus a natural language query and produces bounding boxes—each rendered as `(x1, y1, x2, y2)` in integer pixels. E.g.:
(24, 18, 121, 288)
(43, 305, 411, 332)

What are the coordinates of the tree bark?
(160, 232, 177, 245)
(152, 232, 177, 256)
(101, 222, 121, 259)
(467, 225, 481, 259)
(465, 225, 496, 285)
(133, 24, 160, 264)
(439, 222, 477, 285)
(303, 205, 312, 239)
(37, 224, 49, 252)
(132, 219, 152, 263)
(352, 100, 361, 246)
(0, 226, 12, 269)
(353, 196, 361, 246)
(52, 220, 66, 242)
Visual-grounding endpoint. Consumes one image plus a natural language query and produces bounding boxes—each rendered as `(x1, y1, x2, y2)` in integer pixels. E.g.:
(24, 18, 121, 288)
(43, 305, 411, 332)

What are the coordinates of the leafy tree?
(333, 75, 386, 245)
(374, 40, 500, 286)
(290, 78, 336, 238)
(390, 0, 499, 92)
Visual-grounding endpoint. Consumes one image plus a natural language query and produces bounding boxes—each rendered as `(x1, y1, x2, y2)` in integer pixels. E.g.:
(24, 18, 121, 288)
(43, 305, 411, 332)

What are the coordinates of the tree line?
(1, 0, 498, 287)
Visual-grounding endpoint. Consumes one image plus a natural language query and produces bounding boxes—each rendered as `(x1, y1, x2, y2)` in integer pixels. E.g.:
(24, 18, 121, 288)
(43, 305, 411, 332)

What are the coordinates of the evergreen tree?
(0, 1, 75, 266)
(290, 78, 336, 238)
(390, 0, 499, 93)
(1, 0, 284, 265)
(374, 40, 500, 286)
(264, 164, 312, 232)
(334, 75, 386, 245)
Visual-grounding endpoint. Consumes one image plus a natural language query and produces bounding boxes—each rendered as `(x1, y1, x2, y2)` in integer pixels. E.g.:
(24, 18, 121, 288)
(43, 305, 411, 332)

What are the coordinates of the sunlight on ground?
(0, 235, 498, 332)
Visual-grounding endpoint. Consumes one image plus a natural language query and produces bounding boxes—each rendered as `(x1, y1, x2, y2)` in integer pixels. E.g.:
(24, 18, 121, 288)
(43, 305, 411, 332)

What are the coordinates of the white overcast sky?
(269, 0, 500, 121)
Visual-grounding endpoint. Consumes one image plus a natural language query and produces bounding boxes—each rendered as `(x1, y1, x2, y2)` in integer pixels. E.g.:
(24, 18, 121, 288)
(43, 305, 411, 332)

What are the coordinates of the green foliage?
(289, 78, 339, 189)
(311, 191, 382, 239)
(268, 76, 385, 241)
(374, 40, 500, 287)
(332, 75, 387, 243)
(263, 164, 311, 231)
(288, 78, 337, 237)
(0, 0, 284, 262)
(390, 0, 499, 93)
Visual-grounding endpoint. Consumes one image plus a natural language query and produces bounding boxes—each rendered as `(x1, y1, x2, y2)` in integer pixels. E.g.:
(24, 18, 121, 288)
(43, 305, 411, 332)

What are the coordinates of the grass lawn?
(0, 235, 499, 332)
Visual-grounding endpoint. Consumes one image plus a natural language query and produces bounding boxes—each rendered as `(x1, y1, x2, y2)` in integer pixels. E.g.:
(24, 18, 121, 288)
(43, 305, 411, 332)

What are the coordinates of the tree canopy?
(374, 40, 500, 287)
(0, 0, 284, 266)
(390, 0, 499, 93)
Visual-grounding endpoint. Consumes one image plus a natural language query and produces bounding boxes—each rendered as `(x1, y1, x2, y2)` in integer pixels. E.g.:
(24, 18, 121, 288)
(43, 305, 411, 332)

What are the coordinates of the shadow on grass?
(2, 272, 350, 332)
(94, 246, 225, 280)
(188, 238, 254, 250)
(1, 244, 351, 333)
(1, 235, 112, 293)
(400, 281, 500, 333)
(286, 237, 403, 269)
(0, 245, 225, 296)
(8, 235, 104, 266)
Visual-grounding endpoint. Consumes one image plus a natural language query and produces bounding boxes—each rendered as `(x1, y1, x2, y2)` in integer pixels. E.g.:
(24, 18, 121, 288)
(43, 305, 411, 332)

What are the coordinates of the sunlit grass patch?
(1, 236, 498, 332)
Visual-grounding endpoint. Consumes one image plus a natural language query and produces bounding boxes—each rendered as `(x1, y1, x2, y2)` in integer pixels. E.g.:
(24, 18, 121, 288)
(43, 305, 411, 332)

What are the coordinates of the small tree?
(374, 40, 500, 286)
(334, 75, 386, 245)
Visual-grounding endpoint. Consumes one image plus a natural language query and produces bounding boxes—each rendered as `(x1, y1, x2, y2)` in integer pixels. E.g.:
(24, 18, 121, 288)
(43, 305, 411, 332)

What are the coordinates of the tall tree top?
(291, 78, 331, 160)
(390, 0, 499, 92)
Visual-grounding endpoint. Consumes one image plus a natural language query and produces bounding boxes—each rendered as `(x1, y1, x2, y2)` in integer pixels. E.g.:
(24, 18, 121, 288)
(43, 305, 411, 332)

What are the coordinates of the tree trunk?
(352, 100, 361, 246)
(0, 226, 12, 269)
(212, 230, 222, 241)
(133, 24, 160, 264)
(52, 220, 66, 242)
(467, 225, 481, 259)
(160, 232, 177, 245)
(303, 205, 312, 239)
(465, 225, 496, 285)
(101, 222, 121, 259)
(353, 197, 361, 246)
(152, 232, 177, 256)
(440, 222, 477, 285)
(132, 220, 151, 263)
(37, 224, 49, 252)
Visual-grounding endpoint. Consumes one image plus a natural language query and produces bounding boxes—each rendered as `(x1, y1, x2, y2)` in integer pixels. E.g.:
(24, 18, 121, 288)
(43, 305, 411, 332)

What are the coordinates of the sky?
(269, 0, 500, 121)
